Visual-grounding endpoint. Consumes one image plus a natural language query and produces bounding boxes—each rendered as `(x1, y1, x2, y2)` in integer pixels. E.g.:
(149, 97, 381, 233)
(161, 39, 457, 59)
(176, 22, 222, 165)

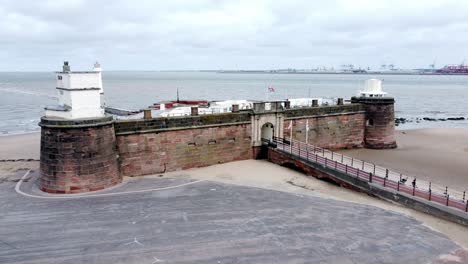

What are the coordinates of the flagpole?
(290, 120, 293, 153)
(305, 119, 309, 145)
(267, 85, 275, 101)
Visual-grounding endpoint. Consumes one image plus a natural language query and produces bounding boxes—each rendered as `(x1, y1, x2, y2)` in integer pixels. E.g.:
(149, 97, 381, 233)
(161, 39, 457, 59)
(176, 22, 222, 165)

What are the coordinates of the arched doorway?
(261, 123, 274, 142)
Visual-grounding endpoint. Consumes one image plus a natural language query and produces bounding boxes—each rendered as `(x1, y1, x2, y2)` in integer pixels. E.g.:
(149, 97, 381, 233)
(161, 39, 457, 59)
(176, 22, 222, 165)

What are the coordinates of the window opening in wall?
(367, 119, 374, 126)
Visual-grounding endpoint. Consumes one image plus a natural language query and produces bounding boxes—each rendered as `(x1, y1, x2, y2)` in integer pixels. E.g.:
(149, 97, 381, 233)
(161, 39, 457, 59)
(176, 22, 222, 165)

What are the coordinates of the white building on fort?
(45, 62, 105, 119)
(359, 79, 387, 98)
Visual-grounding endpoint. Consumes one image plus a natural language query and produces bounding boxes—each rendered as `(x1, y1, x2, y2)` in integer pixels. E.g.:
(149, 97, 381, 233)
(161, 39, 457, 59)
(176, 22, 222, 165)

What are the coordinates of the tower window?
(367, 119, 374, 126)
(57, 75, 62, 80)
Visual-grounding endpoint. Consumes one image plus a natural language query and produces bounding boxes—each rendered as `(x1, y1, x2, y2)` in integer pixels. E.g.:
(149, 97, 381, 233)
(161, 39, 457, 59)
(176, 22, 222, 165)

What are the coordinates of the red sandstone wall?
(283, 113, 365, 149)
(117, 124, 252, 176)
(40, 124, 121, 194)
(363, 103, 397, 149)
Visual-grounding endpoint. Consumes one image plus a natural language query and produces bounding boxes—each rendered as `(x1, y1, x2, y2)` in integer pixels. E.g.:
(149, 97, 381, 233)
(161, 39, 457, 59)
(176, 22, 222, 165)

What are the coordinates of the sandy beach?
(0, 132, 40, 160)
(339, 128, 468, 191)
(0, 133, 40, 185)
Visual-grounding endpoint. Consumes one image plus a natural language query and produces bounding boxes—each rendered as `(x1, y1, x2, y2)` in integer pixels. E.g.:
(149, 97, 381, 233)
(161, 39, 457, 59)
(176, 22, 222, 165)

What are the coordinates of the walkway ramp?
(268, 137, 468, 225)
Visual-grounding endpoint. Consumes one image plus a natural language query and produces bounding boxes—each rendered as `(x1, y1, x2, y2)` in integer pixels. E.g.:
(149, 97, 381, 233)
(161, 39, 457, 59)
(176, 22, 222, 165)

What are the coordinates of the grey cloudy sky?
(1, 0, 468, 71)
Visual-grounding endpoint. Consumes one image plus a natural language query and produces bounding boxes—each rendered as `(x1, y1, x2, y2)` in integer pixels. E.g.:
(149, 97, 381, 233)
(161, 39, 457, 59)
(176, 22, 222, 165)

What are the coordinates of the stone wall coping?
(284, 103, 365, 118)
(39, 116, 114, 128)
(351, 97, 395, 104)
(284, 110, 365, 120)
(114, 112, 250, 124)
(56, 87, 101, 91)
(115, 121, 251, 136)
(114, 112, 252, 134)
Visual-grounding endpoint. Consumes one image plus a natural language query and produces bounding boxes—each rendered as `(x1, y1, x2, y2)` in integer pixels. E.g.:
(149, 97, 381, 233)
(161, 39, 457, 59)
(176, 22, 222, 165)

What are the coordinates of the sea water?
(1, 71, 467, 135)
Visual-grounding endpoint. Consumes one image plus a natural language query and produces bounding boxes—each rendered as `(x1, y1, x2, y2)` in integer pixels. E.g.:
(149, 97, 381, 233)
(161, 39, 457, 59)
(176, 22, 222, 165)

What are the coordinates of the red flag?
(268, 86, 275, 92)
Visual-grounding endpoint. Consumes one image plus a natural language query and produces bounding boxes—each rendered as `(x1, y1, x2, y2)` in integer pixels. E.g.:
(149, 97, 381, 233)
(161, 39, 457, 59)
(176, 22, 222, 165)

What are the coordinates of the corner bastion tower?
(39, 62, 121, 194)
(351, 79, 397, 149)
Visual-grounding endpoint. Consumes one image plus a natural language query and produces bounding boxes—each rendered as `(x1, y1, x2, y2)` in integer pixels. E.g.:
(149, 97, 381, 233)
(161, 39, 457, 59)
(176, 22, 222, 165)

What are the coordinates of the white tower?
(93, 61, 104, 94)
(358, 79, 387, 98)
(44, 61, 105, 119)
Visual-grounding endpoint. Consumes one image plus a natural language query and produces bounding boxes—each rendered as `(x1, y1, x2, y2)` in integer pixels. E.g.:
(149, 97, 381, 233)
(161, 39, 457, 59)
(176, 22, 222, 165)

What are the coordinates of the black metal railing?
(271, 136, 468, 213)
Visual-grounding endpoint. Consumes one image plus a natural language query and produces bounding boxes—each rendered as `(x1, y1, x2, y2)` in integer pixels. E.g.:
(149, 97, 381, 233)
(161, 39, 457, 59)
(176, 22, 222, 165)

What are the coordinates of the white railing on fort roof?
(271, 136, 468, 213)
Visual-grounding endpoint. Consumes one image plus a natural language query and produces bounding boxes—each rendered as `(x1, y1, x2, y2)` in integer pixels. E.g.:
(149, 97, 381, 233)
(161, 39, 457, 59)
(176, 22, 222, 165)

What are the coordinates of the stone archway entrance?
(261, 123, 274, 141)
(250, 102, 285, 147)
(250, 102, 285, 159)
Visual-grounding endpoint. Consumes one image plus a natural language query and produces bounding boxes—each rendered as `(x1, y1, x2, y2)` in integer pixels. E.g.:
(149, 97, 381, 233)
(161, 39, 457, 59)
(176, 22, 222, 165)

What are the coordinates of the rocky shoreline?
(395, 116, 466, 126)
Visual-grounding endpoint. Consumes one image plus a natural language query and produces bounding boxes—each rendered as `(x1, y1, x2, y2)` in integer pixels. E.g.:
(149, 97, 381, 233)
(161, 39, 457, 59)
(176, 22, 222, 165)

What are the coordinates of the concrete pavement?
(0, 169, 461, 264)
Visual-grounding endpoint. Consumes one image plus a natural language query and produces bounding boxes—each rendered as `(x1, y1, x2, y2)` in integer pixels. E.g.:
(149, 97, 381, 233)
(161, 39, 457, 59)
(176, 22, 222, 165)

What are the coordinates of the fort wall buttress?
(39, 117, 121, 194)
(116, 124, 252, 176)
(351, 97, 397, 149)
(362, 103, 397, 149)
